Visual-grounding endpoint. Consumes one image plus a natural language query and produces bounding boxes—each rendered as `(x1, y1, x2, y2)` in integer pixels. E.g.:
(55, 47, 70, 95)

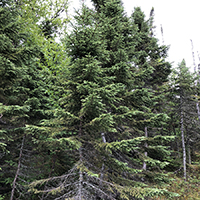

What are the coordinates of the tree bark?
(10, 134, 26, 200)
(100, 133, 106, 186)
(78, 117, 83, 200)
(188, 145, 191, 165)
(180, 90, 187, 180)
(187, 139, 191, 165)
(78, 148, 83, 200)
(101, 132, 106, 143)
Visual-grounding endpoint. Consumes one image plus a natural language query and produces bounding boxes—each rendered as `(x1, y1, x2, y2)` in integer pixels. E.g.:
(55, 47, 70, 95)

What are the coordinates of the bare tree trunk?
(101, 132, 106, 143)
(100, 133, 106, 186)
(143, 127, 148, 170)
(197, 51, 200, 80)
(195, 96, 200, 122)
(78, 117, 83, 200)
(185, 127, 192, 166)
(78, 148, 83, 200)
(180, 91, 187, 180)
(188, 145, 191, 165)
(180, 115, 187, 180)
(10, 134, 26, 200)
(191, 40, 200, 121)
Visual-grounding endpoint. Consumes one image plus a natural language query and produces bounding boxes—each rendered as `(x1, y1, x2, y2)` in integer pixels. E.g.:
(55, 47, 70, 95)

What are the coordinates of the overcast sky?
(68, 0, 200, 71)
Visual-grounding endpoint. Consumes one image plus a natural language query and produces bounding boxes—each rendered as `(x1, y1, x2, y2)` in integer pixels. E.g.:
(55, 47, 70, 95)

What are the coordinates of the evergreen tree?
(29, 1, 178, 199)
(2, 0, 199, 198)
(130, 7, 171, 87)
(0, 2, 65, 198)
(167, 59, 200, 180)
(0, 3, 34, 154)
(0, 4, 34, 197)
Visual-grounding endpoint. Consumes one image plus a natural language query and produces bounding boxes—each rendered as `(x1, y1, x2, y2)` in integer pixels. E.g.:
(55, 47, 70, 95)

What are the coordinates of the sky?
(68, 0, 200, 71)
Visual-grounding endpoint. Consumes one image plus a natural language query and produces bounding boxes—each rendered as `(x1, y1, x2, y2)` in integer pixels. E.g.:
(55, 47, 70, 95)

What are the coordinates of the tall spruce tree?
(0, 2, 64, 199)
(130, 7, 171, 87)
(167, 59, 200, 180)
(28, 1, 178, 199)
(0, 4, 35, 198)
(29, 4, 128, 199)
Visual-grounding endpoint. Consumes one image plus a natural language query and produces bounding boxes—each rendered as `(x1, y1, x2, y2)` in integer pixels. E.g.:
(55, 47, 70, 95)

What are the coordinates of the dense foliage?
(0, 0, 199, 199)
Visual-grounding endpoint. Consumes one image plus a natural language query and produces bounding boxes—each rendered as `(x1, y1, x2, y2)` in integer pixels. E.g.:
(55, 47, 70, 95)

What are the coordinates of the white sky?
(68, 0, 200, 71)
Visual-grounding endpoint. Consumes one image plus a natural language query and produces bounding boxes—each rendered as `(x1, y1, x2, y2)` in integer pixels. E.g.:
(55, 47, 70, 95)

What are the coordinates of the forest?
(0, 0, 200, 199)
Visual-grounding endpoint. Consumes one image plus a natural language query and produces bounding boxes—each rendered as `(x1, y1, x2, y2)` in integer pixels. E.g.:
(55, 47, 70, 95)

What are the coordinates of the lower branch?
(10, 134, 26, 200)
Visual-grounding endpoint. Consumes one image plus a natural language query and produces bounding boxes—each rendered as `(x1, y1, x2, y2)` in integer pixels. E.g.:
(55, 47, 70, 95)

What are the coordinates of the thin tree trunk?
(185, 128, 192, 165)
(180, 91, 187, 180)
(78, 117, 83, 200)
(180, 115, 187, 180)
(197, 51, 200, 80)
(191, 40, 200, 121)
(10, 134, 26, 200)
(195, 99, 200, 121)
(100, 133, 106, 186)
(143, 127, 148, 170)
(188, 145, 191, 165)
(78, 148, 83, 200)
(101, 132, 106, 143)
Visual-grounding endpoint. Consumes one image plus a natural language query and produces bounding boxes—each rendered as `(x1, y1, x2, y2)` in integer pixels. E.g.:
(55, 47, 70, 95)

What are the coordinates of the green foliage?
(1, 0, 199, 199)
(131, 7, 171, 86)
(0, 1, 71, 199)
(25, 1, 177, 199)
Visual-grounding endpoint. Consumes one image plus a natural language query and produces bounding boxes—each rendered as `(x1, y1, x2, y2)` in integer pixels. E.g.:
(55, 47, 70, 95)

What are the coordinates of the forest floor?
(154, 161, 200, 199)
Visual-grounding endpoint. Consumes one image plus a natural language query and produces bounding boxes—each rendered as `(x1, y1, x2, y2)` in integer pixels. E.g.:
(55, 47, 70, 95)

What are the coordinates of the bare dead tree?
(191, 39, 200, 121)
(180, 89, 187, 180)
(100, 133, 106, 186)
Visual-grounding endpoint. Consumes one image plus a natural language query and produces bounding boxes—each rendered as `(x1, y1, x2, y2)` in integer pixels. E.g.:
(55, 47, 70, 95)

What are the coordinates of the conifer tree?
(29, 1, 178, 199)
(0, 3, 32, 153)
(130, 7, 171, 87)
(127, 6, 175, 173)
(0, 4, 33, 197)
(0, 3, 62, 199)
(168, 59, 200, 180)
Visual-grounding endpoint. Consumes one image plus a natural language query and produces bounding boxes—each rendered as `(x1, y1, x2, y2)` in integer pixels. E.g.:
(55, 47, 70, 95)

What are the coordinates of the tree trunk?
(10, 134, 26, 200)
(187, 139, 191, 165)
(188, 146, 191, 165)
(191, 40, 200, 121)
(78, 147, 83, 200)
(78, 117, 83, 200)
(100, 133, 106, 186)
(197, 51, 200, 83)
(101, 132, 106, 143)
(180, 91, 187, 180)
(143, 126, 148, 170)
